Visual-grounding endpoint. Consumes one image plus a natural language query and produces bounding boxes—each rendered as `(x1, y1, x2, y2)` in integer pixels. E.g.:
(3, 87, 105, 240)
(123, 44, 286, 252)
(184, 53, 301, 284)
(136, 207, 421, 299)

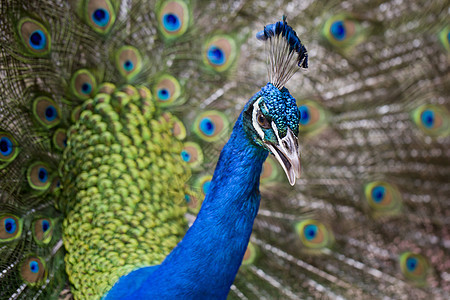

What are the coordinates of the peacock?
(0, 0, 449, 299)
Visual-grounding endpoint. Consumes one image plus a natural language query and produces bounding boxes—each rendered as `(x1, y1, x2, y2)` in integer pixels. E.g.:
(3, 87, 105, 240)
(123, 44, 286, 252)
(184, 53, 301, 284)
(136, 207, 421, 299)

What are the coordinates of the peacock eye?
(257, 111, 270, 129)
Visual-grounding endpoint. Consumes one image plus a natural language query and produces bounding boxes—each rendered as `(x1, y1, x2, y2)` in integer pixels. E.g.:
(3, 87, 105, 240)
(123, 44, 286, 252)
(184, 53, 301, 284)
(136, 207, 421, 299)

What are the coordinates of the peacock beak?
(265, 128, 301, 186)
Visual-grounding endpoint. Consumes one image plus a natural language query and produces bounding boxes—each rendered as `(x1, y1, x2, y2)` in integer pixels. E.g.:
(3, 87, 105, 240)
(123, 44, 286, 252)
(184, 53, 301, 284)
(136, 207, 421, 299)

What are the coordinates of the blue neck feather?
(105, 113, 268, 299)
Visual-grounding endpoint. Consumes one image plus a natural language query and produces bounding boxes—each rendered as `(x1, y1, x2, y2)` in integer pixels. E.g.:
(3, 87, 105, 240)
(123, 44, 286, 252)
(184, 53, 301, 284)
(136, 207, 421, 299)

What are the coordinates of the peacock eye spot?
(298, 105, 310, 125)
(93, 9, 106, 22)
(371, 186, 385, 203)
(304, 224, 318, 240)
(165, 14, 176, 24)
(29, 260, 39, 273)
(257, 111, 270, 129)
(38, 167, 48, 183)
(181, 150, 191, 162)
(157, 88, 170, 101)
(28, 30, 47, 50)
(163, 13, 181, 32)
(123, 60, 133, 71)
(92, 8, 110, 27)
(5, 218, 16, 234)
(45, 107, 54, 118)
(406, 257, 418, 271)
(30, 31, 42, 46)
(0, 140, 7, 152)
(81, 83, 92, 94)
(199, 118, 215, 136)
(0, 137, 13, 155)
(330, 20, 346, 40)
(41, 220, 50, 232)
(421, 110, 435, 128)
(207, 46, 225, 65)
(45, 105, 57, 121)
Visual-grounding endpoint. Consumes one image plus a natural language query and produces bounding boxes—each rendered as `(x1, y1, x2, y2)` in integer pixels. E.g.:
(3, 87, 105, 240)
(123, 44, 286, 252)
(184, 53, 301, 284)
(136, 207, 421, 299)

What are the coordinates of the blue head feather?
(244, 83, 299, 144)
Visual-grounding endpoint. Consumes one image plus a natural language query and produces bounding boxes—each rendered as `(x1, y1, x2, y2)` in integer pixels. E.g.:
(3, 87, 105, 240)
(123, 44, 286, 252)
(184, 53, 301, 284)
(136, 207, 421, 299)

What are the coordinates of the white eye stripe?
(271, 121, 280, 140)
(252, 98, 265, 140)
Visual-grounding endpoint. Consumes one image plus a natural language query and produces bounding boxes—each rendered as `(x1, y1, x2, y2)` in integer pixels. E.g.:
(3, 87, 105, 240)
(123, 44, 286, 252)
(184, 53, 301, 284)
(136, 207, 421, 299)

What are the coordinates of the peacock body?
(0, 0, 449, 299)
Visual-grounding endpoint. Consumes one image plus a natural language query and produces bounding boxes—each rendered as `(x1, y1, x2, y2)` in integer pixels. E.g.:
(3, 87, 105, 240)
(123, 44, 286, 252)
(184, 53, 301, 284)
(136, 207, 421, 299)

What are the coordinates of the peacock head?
(243, 16, 308, 186)
(243, 83, 301, 186)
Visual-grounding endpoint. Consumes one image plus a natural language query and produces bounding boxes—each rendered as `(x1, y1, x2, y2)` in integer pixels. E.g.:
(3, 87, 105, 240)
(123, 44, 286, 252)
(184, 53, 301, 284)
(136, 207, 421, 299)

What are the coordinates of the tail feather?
(1, 0, 449, 299)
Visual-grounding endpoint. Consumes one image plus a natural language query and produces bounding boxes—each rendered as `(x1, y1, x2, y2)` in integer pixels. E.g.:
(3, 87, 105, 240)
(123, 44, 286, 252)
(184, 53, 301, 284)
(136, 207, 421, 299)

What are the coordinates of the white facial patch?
(252, 98, 266, 140)
(271, 120, 280, 141)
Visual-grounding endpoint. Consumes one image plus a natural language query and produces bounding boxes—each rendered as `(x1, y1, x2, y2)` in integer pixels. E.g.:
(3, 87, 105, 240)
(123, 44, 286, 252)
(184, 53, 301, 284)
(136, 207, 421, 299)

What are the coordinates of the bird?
(0, 0, 449, 299)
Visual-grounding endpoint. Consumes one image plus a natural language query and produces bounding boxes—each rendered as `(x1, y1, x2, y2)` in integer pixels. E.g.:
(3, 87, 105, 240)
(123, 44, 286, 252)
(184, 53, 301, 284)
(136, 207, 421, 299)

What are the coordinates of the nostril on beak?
(283, 141, 288, 149)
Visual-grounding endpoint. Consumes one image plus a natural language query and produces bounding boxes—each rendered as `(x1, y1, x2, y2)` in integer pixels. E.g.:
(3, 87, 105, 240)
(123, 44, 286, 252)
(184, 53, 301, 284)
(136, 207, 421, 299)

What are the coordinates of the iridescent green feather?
(60, 84, 190, 298)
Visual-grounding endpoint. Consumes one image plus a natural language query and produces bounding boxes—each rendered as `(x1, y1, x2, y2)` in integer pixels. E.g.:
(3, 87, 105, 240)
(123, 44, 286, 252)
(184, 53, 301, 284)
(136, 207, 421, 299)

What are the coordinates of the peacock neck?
(106, 113, 268, 299)
(150, 112, 268, 298)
